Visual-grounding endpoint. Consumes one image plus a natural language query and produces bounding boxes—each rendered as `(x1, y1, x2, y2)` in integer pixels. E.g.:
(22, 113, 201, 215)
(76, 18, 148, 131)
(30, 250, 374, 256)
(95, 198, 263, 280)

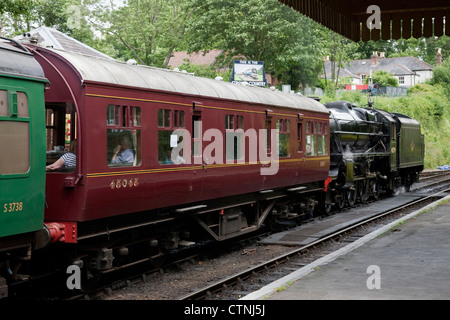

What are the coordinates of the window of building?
(107, 104, 141, 167)
(0, 90, 30, 174)
(399, 76, 405, 85)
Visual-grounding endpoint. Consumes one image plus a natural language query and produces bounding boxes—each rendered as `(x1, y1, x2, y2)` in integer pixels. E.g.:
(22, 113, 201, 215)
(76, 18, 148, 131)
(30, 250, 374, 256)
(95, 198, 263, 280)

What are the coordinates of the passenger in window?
(111, 136, 135, 165)
(171, 149, 186, 164)
(46, 140, 77, 171)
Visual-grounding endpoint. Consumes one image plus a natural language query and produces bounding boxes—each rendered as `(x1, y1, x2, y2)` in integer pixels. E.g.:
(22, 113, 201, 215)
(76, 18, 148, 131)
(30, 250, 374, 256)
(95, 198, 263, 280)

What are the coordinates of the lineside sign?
(231, 60, 267, 86)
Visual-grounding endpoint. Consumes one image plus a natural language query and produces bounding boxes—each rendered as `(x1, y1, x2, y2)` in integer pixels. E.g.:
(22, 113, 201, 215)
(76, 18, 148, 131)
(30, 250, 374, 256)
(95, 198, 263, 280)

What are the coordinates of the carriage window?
(132, 107, 141, 126)
(173, 110, 185, 128)
(159, 108, 187, 165)
(305, 121, 328, 157)
(317, 123, 328, 156)
(0, 90, 7, 116)
(306, 121, 316, 156)
(237, 115, 244, 129)
(277, 119, 290, 158)
(225, 114, 244, 161)
(297, 122, 302, 152)
(107, 105, 119, 126)
(265, 120, 272, 152)
(158, 109, 171, 128)
(107, 105, 141, 167)
(0, 90, 30, 175)
(45, 102, 78, 172)
(17, 92, 29, 117)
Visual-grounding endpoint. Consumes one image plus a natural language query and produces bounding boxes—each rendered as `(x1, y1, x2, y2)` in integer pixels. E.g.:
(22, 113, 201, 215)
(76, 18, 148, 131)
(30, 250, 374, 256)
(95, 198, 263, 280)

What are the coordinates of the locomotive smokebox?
(326, 100, 379, 153)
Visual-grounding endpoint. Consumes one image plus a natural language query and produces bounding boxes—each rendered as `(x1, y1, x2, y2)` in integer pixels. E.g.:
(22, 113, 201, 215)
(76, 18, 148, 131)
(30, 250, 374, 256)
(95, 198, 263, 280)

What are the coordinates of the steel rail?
(179, 186, 450, 300)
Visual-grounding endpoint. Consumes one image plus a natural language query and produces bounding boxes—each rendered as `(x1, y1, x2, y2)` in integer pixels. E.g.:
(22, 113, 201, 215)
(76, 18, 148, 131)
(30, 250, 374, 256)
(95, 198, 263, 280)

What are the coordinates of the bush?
(364, 70, 399, 87)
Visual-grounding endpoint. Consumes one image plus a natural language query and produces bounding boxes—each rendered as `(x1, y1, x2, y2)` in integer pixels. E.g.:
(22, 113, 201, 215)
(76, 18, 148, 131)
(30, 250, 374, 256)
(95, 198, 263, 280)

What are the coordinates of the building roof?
(323, 54, 433, 79)
(13, 26, 113, 60)
(388, 64, 415, 76)
(347, 56, 433, 75)
(166, 50, 224, 68)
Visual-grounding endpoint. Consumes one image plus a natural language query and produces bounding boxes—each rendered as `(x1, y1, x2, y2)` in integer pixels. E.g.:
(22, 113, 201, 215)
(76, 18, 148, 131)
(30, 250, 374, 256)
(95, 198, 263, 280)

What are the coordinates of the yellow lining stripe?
(85, 93, 328, 120)
(86, 157, 329, 178)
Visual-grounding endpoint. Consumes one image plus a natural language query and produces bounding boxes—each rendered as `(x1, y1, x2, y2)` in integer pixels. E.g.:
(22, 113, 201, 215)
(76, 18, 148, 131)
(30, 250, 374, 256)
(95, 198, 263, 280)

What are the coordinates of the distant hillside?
(320, 83, 450, 169)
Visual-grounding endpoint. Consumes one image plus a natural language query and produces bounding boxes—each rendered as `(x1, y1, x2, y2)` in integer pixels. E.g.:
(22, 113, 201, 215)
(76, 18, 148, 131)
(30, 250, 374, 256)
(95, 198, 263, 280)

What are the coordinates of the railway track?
(180, 186, 450, 300)
(92, 171, 450, 300)
(9, 171, 449, 300)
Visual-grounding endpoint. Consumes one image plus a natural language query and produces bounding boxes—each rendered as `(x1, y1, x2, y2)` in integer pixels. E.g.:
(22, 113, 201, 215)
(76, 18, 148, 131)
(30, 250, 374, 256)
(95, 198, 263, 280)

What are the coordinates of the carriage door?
(191, 105, 206, 198)
(390, 122, 397, 172)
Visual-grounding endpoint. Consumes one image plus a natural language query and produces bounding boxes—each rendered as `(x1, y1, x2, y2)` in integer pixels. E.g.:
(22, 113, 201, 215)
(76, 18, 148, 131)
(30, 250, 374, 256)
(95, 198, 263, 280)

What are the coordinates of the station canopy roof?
(278, 0, 450, 41)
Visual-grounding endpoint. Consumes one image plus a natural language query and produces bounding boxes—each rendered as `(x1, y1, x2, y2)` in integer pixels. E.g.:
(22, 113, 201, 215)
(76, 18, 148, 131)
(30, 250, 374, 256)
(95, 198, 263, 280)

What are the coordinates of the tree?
(185, 0, 323, 88)
(91, 0, 191, 67)
(430, 59, 450, 97)
(0, 0, 36, 36)
(321, 30, 358, 89)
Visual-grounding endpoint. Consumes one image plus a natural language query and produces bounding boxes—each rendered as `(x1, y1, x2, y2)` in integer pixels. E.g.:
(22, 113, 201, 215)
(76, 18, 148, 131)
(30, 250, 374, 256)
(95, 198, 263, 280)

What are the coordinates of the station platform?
(258, 193, 423, 246)
(243, 194, 450, 300)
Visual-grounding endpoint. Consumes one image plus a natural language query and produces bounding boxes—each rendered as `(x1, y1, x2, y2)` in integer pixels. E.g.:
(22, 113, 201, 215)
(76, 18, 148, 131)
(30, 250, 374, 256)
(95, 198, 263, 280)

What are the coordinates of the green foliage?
(352, 36, 450, 65)
(185, 0, 323, 89)
(364, 70, 399, 87)
(0, 0, 32, 15)
(430, 59, 450, 97)
(93, 0, 191, 67)
(320, 30, 359, 88)
(175, 62, 231, 81)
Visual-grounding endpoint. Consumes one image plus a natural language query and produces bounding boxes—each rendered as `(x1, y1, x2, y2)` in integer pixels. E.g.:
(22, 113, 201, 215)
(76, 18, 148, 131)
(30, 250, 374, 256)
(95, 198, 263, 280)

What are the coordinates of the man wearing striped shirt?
(46, 140, 77, 171)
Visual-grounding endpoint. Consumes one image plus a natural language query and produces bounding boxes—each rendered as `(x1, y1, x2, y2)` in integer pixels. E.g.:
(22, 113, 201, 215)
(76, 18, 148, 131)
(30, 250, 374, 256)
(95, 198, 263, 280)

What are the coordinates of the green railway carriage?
(0, 38, 47, 239)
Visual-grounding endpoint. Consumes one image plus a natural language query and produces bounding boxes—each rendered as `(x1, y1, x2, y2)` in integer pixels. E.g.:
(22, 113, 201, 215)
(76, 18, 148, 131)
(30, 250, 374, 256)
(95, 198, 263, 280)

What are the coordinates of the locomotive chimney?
(437, 48, 442, 65)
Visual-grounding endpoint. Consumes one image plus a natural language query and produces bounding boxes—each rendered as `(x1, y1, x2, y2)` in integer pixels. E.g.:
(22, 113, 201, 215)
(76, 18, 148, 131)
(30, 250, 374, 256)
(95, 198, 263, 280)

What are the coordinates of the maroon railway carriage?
(32, 46, 329, 262)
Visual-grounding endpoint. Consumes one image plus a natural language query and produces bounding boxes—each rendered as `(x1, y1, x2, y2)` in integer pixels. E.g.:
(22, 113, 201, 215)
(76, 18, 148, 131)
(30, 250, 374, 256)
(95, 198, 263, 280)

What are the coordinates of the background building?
(323, 51, 436, 88)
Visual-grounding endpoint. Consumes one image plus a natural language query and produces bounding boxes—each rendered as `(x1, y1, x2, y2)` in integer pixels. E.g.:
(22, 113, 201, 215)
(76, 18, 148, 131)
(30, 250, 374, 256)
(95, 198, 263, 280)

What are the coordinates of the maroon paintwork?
(34, 47, 329, 233)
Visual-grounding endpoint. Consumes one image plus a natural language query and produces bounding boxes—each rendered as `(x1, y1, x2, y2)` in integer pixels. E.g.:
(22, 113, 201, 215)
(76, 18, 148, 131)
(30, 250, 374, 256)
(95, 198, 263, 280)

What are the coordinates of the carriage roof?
(49, 48, 328, 114)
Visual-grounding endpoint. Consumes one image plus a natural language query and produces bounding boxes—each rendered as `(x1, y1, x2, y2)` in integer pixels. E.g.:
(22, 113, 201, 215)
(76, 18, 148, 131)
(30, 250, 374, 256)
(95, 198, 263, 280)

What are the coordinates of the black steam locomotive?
(323, 100, 424, 211)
